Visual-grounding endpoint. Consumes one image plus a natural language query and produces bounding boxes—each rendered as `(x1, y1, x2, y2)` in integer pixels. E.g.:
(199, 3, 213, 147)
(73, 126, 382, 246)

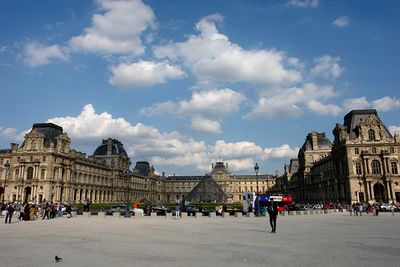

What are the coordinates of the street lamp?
(254, 163, 260, 216)
(124, 176, 131, 218)
(3, 162, 10, 202)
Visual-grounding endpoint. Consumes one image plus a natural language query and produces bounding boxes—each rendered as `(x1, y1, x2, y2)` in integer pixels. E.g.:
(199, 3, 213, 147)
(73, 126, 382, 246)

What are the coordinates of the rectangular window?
(41, 169, 45, 179)
(391, 161, 398, 174)
(355, 148, 359, 154)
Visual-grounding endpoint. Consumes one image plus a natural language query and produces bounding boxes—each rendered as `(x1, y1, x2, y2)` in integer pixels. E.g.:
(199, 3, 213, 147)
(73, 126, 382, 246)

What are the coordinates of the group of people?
(1, 200, 73, 224)
(350, 202, 397, 216)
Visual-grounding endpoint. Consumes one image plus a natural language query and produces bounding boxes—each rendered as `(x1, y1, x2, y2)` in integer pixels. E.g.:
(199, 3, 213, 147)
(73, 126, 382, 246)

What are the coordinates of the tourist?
(175, 202, 180, 219)
(391, 204, 396, 216)
(42, 202, 50, 220)
(268, 200, 278, 233)
(358, 203, 363, 216)
(5, 202, 14, 224)
(19, 202, 25, 221)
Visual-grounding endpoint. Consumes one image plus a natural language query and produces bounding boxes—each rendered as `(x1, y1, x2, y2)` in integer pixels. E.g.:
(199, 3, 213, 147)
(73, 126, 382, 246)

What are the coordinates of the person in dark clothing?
(42, 202, 50, 220)
(24, 203, 30, 221)
(268, 200, 278, 233)
(5, 203, 14, 224)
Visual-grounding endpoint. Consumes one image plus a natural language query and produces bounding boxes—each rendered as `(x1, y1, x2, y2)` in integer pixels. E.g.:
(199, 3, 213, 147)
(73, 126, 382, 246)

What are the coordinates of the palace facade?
(274, 109, 400, 204)
(0, 123, 275, 204)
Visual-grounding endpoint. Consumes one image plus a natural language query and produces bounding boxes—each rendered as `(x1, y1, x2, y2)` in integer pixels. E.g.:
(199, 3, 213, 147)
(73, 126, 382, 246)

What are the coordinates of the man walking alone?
(268, 199, 278, 233)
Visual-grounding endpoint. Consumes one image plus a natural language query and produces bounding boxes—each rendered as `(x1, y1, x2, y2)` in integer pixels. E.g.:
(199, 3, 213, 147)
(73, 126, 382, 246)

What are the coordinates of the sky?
(0, 0, 399, 176)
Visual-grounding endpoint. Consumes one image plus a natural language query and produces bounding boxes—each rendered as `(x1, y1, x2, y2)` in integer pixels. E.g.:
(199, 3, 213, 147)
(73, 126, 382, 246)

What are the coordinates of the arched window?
(355, 162, 362, 175)
(368, 129, 376, 141)
(27, 167, 34, 179)
(371, 160, 381, 175)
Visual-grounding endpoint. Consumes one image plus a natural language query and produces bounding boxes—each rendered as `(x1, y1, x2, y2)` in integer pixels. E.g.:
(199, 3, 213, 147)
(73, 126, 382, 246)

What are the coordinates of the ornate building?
(1, 123, 276, 204)
(0, 123, 164, 204)
(278, 110, 400, 204)
(165, 162, 276, 204)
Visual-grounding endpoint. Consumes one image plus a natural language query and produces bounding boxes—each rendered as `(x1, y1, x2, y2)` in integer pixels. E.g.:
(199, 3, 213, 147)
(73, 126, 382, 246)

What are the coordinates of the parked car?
(150, 204, 171, 214)
(105, 204, 134, 216)
(380, 203, 397, 212)
(185, 205, 210, 215)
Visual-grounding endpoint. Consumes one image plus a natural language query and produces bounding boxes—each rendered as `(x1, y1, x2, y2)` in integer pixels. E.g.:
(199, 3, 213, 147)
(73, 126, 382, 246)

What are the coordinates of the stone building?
(279, 109, 400, 204)
(165, 162, 276, 204)
(0, 123, 164, 204)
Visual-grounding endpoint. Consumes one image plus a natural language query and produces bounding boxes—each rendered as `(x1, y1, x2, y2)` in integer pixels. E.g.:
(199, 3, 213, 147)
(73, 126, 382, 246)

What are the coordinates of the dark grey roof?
(0, 149, 11, 154)
(166, 176, 203, 181)
(343, 109, 393, 139)
(25, 123, 64, 148)
(212, 162, 228, 173)
(93, 139, 128, 157)
(301, 132, 332, 151)
(133, 161, 151, 176)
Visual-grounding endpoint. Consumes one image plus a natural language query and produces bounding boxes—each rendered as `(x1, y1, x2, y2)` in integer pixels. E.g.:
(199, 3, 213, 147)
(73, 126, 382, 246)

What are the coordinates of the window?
(372, 147, 377, 154)
(31, 140, 37, 151)
(27, 167, 34, 179)
(355, 148, 359, 155)
(368, 129, 376, 141)
(41, 169, 45, 179)
(43, 156, 46, 162)
(371, 160, 381, 175)
(355, 162, 362, 175)
(390, 147, 395, 153)
(391, 161, 398, 174)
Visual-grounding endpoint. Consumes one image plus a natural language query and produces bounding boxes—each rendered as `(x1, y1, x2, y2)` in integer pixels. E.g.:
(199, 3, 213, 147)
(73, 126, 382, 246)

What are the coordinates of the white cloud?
(22, 42, 68, 67)
(286, 0, 319, 8)
(0, 46, 6, 53)
(341, 96, 400, 113)
(310, 55, 344, 79)
(388, 125, 400, 135)
(190, 117, 222, 134)
(69, 0, 156, 55)
(372, 96, 400, 112)
(332, 16, 350, 27)
(245, 83, 338, 119)
(154, 14, 301, 86)
(8, 104, 296, 174)
(108, 60, 186, 88)
(140, 88, 246, 119)
(0, 127, 25, 144)
(306, 100, 341, 116)
(342, 97, 371, 112)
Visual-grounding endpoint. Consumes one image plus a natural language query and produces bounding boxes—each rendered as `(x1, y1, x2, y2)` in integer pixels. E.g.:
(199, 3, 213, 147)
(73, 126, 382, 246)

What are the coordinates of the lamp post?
(3, 162, 10, 202)
(254, 163, 260, 216)
(125, 175, 131, 218)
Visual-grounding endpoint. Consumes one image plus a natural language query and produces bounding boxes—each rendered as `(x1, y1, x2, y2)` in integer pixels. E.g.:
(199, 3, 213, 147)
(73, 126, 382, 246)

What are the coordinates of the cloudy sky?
(0, 0, 399, 175)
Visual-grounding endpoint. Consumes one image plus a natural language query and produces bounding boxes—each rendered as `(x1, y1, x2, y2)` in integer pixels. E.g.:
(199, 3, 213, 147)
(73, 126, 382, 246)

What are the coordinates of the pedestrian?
(375, 204, 379, 216)
(175, 202, 180, 219)
(391, 205, 396, 216)
(358, 203, 363, 216)
(5, 203, 14, 224)
(42, 202, 50, 220)
(268, 199, 278, 233)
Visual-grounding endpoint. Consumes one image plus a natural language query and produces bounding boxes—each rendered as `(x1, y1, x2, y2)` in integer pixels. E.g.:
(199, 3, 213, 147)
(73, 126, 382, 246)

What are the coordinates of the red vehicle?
(257, 194, 294, 213)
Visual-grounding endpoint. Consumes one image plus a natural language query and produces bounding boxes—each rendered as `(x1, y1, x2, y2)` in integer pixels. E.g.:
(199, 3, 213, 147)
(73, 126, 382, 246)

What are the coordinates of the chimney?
(311, 131, 318, 150)
(106, 138, 113, 155)
(11, 143, 19, 152)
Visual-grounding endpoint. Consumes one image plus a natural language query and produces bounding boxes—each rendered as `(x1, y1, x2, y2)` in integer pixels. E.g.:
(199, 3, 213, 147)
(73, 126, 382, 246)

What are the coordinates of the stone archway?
(373, 183, 385, 203)
(24, 187, 32, 203)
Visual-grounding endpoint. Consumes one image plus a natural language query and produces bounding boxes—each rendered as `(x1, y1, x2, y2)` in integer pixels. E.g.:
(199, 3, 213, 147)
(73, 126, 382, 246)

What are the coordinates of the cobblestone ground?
(0, 212, 399, 267)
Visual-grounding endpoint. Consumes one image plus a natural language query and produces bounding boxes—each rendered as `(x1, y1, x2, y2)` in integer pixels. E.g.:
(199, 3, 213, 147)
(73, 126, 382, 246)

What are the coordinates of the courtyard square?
(1, 212, 399, 267)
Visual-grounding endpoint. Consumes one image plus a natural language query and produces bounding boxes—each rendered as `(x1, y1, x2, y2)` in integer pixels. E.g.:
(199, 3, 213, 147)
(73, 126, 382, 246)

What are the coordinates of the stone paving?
(0, 212, 399, 267)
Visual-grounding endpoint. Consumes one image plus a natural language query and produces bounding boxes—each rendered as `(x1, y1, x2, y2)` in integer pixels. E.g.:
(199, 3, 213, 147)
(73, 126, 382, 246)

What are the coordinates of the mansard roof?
(93, 138, 128, 157)
(301, 132, 332, 151)
(343, 109, 392, 139)
(23, 123, 64, 148)
(133, 161, 151, 176)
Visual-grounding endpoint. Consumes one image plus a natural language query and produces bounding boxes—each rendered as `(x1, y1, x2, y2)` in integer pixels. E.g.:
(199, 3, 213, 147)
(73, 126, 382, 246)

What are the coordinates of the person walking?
(268, 199, 278, 233)
(5, 203, 14, 224)
(391, 204, 396, 216)
(175, 202, 180, 219)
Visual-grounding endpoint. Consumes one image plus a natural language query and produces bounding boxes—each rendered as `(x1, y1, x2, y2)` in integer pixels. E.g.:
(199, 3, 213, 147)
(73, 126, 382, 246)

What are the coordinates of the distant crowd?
(1, 200, 74, 224)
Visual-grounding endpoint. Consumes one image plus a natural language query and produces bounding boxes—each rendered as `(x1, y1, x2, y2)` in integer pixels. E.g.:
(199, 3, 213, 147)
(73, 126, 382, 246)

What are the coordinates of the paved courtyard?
(1, 212, 399, 267)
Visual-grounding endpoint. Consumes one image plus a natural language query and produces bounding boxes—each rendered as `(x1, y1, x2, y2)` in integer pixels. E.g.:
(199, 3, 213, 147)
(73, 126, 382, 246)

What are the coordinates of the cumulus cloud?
(108, 60, 186, 88)
(332, 16, 350, 27)
(190, 117, 222, 134)
(310, 55, 343, 79)
(245, 83, 338, 119)
(286, 0, 319, 8)
(140, 88, 246, 119)
(342, 97, 370, 112)
(3, 104, 296, 174)
(22, 42, 68, 67)
(372, 96, 400, 112)
(341, 96, 400, 113)
(69, 0, 156, 55)
(306, 100, 341, 116)
(154, 14, 301, 86)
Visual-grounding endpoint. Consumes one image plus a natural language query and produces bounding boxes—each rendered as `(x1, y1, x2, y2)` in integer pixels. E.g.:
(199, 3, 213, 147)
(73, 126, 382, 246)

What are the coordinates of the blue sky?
(0, 0, 399, 176)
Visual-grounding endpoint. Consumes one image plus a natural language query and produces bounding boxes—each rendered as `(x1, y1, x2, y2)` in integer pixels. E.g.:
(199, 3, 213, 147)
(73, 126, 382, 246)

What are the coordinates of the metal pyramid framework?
(185, 174, 228, 203)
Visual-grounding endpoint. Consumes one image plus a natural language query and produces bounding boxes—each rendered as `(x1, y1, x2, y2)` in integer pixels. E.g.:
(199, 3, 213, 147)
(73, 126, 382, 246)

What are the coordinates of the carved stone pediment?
(360, 116, 380, 128)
